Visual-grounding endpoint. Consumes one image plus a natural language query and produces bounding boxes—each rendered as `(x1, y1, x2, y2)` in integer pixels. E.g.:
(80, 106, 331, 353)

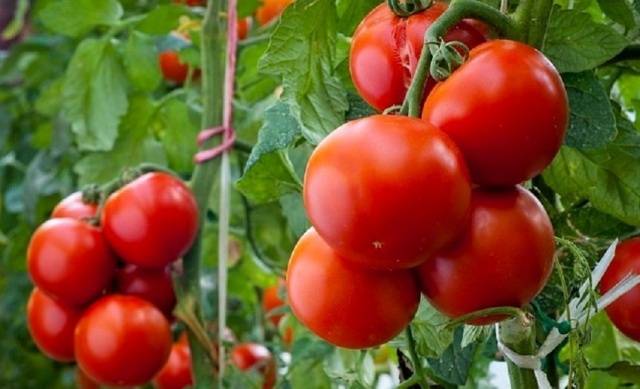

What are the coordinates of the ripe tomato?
(256, 0, 293, 26)
(27, 219, 116, 306)
(153, 337, 193, 389)
(350, 2, 486, 111)
(75, 367, 100, 389)
(75, 295, 172, 387)
(27, 288, 81, 362)
(600, 238, 640, 341)
(115, 264, 177, 318)
(262, 279, 286, 327)
(417, 186, 555, 324)
(287, 229, 420, 348)
(101, 172, 199, 269)
(159, 50, 190, 85)
(51, 192, 97, 220)
(304, 115, 471, 270)
(238, 17, 251, 40)
(231, 343, 276, 389)
(173, 0, 204, 6)
(422, 40, 568, 187)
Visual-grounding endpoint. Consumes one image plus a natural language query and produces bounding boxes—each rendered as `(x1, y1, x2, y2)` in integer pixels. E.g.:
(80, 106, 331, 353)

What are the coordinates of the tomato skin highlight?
(75, 295, 172, 387)
(153, 338, 193, 389)
(101, 172, 199, 269)
(27, 288, 81, 362)
(422, 40, 568, 187)
(159, 50, 190, 85)
(262, 279, 286, 327)
(350, 2, 486, 111)
(600, 238, 640, 342)
(304, 115, 471, 270)
(256, 0, 293, 26)
(417, 186, 555, 325)
(27, 218, 116, 306)
(115, 264, 177, 319)
(231, 343, 276, 389)
(287, 229, 420, 348)
(51, 192, 97, 220)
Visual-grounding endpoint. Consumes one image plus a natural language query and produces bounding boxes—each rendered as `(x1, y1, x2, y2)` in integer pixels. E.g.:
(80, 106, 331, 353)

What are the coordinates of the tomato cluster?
(26, 172, 197, 387)
(287, 2, 568, 349)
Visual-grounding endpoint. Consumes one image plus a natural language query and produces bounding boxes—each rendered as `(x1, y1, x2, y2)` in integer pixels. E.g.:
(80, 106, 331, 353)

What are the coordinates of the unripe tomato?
(256, 0, 293, 26)
(115, 264, 177, 318)
(304, 115, 471, 270)
(51, 192, 97, 220)
(26, 288, 81, 362)
(27, 219, 116, 306)
(600, 238, 640, 341)
(417, 186, 555, 324)
(422, 40, 568, 187)
(287, 229, 420, 348)
(230, 343, 276, 389)
(262, 279, 286, 327)
(75, 295, 172, 387)
(75, 367, 100, 389)
(153, 337, 192, 389)
(159, 50, 190, 85)
(350, 2, 486, 111)
(101, 172, 199, 269)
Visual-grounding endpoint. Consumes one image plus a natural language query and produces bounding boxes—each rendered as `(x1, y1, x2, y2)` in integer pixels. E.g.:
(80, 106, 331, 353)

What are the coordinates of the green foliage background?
(3, 0, 640, 387)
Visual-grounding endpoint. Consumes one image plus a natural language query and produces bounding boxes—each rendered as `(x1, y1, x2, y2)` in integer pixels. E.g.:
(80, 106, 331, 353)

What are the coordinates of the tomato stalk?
(512, 0, 553, 49)
(174, 0, 227, 386)
(403, 326, 430, 388)
(498, 315, 538, 389)
(400, 0, 518, 117)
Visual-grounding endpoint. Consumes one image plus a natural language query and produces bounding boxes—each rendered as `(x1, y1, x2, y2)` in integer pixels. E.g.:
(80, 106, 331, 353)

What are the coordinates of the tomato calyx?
(429, 39, 469, 81)
(387, 0, 434, 17)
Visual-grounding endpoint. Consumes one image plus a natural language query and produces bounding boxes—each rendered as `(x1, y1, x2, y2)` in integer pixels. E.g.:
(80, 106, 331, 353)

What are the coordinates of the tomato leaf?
(235, 102, 303, 204)
(135, 4, 186, 35)
(62, 39, 129, 151)
(427, 327, 478, 386)
(123, 31, 161, 92)
(156, 98, 200, 174)
(597, 0, 636, 31)
(563, 71, 617, 149)
(74, 96, 167, 185)
(38, 0, 123, 38)
(461, 325, 492, 348)
(336, 0, 379, 36)
(409, 299, 455, 358)
(543, 6, 628, 73)
(259, 0, 348, 145)
(279, 193, 309, 238)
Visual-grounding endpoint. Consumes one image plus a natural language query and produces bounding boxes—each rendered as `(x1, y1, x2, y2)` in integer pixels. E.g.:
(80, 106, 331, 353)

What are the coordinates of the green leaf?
(543, 118, 640, 226)
(410, 299, 455, 358)
(568, 205, 635, 239)
(156, 98, 199, 173)
(235, 102, 303, 204)
(428, 328, 478, 386)
(543, 6, 628, 73)
(123, 31, 161, 92)
(38, 0, 123, 37)
(74, 96, 167, 185)
(336, 0, 379, 36)
(563, 71, 617, 149)
(597, 0, 636, 30)
(597, 362, 640, 383)
(461, 325, 492, 348)
(279, 193, 309, 238)
(135, 4, 185, 35)
(259, 0, 348, 144)
(238, 0, 261, 18)
(62, 39, 129, 151)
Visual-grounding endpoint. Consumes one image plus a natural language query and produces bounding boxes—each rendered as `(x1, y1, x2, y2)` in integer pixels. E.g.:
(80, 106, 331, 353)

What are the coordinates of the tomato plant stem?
(499, 315, 539, 389)
(175, 0, 227, 387)
(401, 0, 518, 117)
(444, 306, 526, 328)
(513, 0, 553, 48)
(405, 326, 429, 388)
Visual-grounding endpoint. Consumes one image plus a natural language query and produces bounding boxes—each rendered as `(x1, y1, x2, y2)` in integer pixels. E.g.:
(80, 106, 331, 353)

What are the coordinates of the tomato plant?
(159, 50, 192, 85)
(230, 343, 276, 389)
(153, 336, 193, 389)
(51, 192, 97, 220)
(115, 264, 177, 318)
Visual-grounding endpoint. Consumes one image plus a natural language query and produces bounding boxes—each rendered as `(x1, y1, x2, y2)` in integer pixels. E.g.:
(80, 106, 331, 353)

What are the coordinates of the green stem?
(396, 374, 420, 389)
(405, 326, 429, 388)
(176, 0, 227, 387)
(401, 0, 518, 117)
(499, 315, 538, 389)
(513, 0, 554, 48)
(445, 306, 526, 328)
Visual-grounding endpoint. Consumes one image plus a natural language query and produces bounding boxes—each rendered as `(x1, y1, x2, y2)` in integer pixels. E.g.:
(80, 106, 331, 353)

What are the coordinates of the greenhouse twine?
(496, 240, 640, 388)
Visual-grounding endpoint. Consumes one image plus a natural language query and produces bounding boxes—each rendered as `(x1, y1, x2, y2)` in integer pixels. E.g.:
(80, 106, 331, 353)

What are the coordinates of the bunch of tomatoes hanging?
(287, 1, 568, 348)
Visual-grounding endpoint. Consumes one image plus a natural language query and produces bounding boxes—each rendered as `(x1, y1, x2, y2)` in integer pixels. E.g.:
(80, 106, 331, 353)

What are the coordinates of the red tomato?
(262, 279, 286, 327)
(256, 0, 293, 26)
(230, 343, 276, 389)
(153, 338, 193, 389)
(600, 238, 640, 341)
(115, 264, 177, 318)
(173, 0, 205, 6)
(287, 229, 420, 348)
(350, 2, 486, 111)
(75, 367, 100, 389)
(159, 50, 190, 85)
(304, 115, 471, 270)
(51, 192, 97, 220)
(101, 172, 199, 269)
(27, 288, 81, 362)
(27, 218, 116, 306)
(75, 295, 172, 387)
(422, 40, 568, 187)
(417, 186, 555, 324)
(238, 17, 251, 40)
